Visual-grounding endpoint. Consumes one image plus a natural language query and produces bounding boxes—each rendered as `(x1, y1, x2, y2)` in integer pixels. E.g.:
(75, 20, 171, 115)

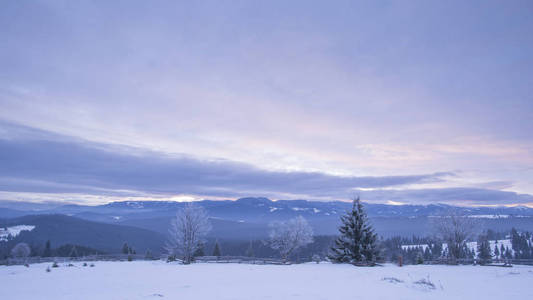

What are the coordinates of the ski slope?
(0, 225, 35, 242)
(1, 261, 532, 299)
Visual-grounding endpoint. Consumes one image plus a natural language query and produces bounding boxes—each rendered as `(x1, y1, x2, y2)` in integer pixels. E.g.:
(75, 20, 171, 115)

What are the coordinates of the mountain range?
(1, 198, 532, 255)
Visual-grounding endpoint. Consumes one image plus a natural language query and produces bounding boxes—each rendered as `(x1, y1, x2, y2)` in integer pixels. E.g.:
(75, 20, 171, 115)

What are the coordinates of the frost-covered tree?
(212, 240, 222, 257)
(69, 245, 78, 258)
(433, 211, 476, 263)
(268, 216, 314, 262)
(328, 197, 379, 264)
(11, 242, 31, 259)
(312, 254, 321, 264)
(165, 203, 211, 264)
(245, 240, 254, 257)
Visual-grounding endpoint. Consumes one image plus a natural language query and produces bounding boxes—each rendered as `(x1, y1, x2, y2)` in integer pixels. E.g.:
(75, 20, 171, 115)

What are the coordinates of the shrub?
(52, 262, 59, 268)
(413, 277, 436, 290)
(312, 254, 321, 264)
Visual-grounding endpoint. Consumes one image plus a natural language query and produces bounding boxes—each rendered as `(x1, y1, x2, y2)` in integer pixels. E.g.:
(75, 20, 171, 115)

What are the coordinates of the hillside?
(0, 214, 165, 255)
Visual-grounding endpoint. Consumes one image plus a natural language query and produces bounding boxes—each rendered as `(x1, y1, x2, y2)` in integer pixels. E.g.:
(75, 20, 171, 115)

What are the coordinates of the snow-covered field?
(1, 261, 532, 299)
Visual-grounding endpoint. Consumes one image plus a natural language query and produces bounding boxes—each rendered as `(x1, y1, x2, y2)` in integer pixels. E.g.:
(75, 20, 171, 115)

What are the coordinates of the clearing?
(1, 261, 532, 299)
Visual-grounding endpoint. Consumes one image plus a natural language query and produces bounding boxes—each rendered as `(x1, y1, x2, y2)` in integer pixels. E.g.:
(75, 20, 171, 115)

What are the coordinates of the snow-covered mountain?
(2, 198, 532, 238)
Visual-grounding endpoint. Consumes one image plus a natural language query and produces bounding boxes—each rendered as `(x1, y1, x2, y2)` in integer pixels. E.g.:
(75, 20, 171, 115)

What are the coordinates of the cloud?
(0, 122, 455, 200)
(1, 122, 532, 206)
(357, 187, 533, 206)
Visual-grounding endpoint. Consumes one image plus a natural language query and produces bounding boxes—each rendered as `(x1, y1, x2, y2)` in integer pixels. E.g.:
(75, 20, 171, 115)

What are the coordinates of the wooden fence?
(414, 258, 533, 266)
(2, 255, 533, 267)
(193, 256, 286, 265)
(0, 255, 286, 266)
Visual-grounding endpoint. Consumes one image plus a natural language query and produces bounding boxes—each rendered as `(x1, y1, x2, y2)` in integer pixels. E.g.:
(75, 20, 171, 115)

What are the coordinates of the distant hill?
(0, 214, 165, 255)
(1, 198, 532, 239)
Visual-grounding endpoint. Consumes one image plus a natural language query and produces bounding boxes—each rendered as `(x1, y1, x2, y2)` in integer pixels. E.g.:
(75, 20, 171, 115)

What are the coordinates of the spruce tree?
(145, 249, 153, 260)
(494, 245, 500, 259)
(43, 240, 52, 257)
(328, 197, 379, 264)
(122, 242, 130, 254)
(477, 234, 492, 264)
(212, 241, 222, 257)
(193, 242, 205, 257)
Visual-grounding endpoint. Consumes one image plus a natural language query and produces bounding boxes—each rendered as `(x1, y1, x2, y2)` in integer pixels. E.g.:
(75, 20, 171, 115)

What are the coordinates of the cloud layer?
(0, 122, 449, 198)
(1, 122, 532, 205)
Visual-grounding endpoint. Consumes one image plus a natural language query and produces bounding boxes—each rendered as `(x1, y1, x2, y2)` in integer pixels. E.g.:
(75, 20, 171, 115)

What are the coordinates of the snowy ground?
(1, 261, 532, 299)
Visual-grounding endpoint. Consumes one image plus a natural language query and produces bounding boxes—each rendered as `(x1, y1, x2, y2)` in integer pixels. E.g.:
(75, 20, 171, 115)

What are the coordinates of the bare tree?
(11, 242, 31, 261)
(433, 211, 477, 263)
(269, 216, 314, 262)
(165, 203, 211, 264)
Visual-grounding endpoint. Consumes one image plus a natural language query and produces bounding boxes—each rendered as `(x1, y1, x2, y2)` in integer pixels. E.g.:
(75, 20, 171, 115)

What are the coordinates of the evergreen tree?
(500, 244, 505, 258)
(212, 240, 222, 257)
(122, 242, 130, 254)
(43, 240, 52, 257)
(328, 197, 379, 264)
(477, 234, 492, 264)
(145, 249, 153, 260)
(504, 246, 513, 259)
(415, 251, 424, 264)
(494, 245, 500, 259)
(193, 242, 205, 257)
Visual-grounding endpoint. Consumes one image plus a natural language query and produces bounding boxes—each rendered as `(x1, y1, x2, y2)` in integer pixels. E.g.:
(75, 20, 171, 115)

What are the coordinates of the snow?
(402, 244, 430, 251)
(126, 201, 144, 209)
(1, 261, 532, 299)
(291, 207, 307, 211)
(402, 240, 515, 256)
(269, 207, 279, 212)
(0, 225, 35, 241)
(468, 214, 509, 219)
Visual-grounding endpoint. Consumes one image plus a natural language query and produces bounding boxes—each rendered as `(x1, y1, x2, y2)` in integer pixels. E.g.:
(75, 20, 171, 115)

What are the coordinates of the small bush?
(52, 262, 59, 268)
(24, 263, 29, 268)
(67, 263, 74, 267)
(46, 267, 51, 273)
(83, 262, 88, 267)
(90, 263, 95, 267)
(382, 277, 404, 284)
(413, 277, 436, 289)
(312, 254, 321, 264)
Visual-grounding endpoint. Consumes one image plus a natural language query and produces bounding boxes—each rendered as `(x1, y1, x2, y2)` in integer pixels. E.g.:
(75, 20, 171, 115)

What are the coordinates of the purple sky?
(1, 0, 532, 206)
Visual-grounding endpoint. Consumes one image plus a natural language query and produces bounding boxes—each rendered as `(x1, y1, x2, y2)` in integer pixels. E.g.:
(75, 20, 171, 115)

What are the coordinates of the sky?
(1, 0, 532, 206)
